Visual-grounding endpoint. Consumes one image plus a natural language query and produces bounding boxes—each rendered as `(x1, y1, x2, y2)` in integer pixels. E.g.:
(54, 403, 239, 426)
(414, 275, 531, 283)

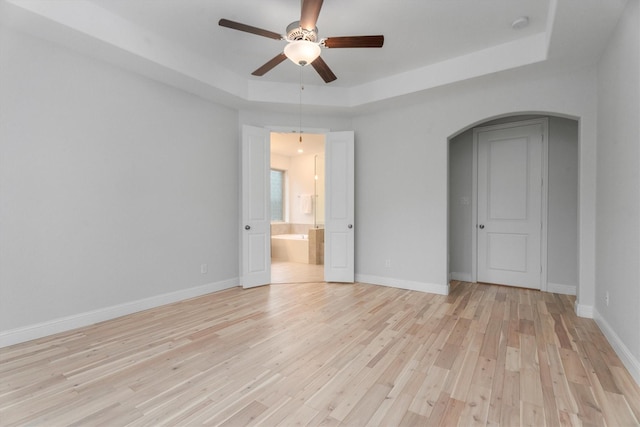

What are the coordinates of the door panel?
(487, 233, 528, 272)
(329, 233, 348, 268)
(487, 138, 529, 220)
(476, 123, 543, 289)
(324, 131, 354, 282)
(242, 125, 271, 288)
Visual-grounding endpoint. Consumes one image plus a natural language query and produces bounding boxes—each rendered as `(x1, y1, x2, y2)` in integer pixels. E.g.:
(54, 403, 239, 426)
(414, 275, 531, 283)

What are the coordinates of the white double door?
(241, 126, 354, 288)
(474, 120, 547, 289)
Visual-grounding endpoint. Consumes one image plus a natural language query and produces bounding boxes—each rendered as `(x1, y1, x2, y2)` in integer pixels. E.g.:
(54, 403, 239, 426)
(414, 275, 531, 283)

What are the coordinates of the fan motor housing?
(286, 21, 318, 42)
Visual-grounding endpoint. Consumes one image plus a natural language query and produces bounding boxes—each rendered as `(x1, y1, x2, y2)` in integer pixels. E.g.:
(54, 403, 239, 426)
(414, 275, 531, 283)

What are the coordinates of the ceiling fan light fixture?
(219, 1, 384, 83)
(284, 40, 321, 66)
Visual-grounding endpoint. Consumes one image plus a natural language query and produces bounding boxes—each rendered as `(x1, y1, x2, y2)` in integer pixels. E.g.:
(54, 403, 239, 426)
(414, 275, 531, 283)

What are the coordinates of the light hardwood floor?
(271, 260, 324, 284)
(1, 281, 639, 426)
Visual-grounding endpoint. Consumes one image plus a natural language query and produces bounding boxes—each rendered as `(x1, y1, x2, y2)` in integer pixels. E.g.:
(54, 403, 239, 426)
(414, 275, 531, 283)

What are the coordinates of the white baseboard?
(356, 274, 449, 295)
(0, 278, 239, 348)
(594, 309, 640, 386)
(547, 282, 577, 295)
(450, 272, 473, 282)
(575, 301, 594, 318)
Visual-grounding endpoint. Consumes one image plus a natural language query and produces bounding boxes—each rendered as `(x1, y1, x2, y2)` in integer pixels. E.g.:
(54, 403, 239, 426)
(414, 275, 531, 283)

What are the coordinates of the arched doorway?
(448, 114, 578, 294)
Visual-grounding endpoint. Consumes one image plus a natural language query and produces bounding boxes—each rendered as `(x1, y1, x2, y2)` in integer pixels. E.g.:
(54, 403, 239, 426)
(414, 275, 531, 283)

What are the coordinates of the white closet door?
(476, 122, 543, 289)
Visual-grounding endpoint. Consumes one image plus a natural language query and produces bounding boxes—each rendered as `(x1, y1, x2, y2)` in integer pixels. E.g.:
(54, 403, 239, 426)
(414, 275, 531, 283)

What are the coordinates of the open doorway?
(270, 132, 326, 283)
(241, 125, 354, 288)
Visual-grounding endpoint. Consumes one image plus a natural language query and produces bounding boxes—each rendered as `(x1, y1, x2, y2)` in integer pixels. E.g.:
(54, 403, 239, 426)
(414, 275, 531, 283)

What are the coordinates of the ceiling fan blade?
(251, 53, 288, 76)
(311, 56, 337, 83)
(300, 0, 324, 30)
(323, 35, 384, 48)
(218, 19, 282, 40)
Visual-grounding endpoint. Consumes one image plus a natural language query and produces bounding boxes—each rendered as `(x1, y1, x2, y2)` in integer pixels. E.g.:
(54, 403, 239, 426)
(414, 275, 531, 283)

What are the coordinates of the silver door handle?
(245, 225, 251, 230)
(348, 224, 353, 229)
(479, 224, 485, 229)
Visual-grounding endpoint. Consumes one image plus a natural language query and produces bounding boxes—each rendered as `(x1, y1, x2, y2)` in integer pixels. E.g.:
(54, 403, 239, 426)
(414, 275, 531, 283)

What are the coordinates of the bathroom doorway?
(270, 132, 326, 284)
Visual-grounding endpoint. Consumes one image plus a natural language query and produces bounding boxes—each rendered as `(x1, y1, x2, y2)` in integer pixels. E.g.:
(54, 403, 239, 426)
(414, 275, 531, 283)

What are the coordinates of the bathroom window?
(271, 169, 285, 222)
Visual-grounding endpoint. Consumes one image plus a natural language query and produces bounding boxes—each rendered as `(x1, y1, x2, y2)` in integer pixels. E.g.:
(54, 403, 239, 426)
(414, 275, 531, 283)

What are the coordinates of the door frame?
(471, 118, 549, 291)
(241, 125, 356, 287)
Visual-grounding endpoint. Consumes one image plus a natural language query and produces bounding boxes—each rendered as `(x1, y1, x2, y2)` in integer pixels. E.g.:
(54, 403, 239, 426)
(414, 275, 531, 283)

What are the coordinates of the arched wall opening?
(447, 112, 579, 295)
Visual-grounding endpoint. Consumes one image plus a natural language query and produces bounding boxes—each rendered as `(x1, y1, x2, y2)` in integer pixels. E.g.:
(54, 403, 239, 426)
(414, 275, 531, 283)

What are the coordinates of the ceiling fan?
(218, 0, 384, 83)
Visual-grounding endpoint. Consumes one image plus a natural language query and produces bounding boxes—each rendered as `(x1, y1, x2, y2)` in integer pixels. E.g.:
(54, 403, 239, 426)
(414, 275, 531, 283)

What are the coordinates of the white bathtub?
(271, 234, 308, 263)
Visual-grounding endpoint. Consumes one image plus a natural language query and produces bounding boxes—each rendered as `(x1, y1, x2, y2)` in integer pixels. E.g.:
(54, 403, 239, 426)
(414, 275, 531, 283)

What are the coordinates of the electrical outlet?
(605, 291, 609, 306)
(201, 263, 208, 274)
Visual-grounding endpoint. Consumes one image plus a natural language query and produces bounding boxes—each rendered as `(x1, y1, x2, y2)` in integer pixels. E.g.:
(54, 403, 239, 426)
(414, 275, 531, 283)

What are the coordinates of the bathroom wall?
(289, 153, 317, 225)
(271, 153, 291, 172)
(270, 145, 325, 229)
(270, 151, 315, 237)
(315, 155, 326, 226)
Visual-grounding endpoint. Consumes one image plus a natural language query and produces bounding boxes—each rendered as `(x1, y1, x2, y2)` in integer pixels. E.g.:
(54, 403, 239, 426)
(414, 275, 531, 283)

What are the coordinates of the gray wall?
(351, 65, 599, 298)
(547, 117, 579, 288)
(448, 130, 473, 280)
(448, 116, 578, 290)
(595, 0, 640, 367)
(0, 26, 239, 331)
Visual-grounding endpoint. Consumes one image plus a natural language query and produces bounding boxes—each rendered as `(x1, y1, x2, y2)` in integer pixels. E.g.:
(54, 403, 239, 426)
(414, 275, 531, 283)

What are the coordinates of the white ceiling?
(86, 0, 550, 87)
(0, 0, 629, 112)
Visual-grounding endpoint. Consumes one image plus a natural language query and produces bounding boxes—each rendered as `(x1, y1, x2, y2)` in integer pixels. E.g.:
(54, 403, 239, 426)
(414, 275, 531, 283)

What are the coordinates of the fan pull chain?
(299, 66, 304, 143)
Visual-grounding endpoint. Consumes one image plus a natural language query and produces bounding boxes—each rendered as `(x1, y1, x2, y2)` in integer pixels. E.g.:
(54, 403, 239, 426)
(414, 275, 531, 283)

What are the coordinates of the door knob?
(245, 225, 251, 230)
(479, 224, 485, 229)
(348, 224, 353, 229)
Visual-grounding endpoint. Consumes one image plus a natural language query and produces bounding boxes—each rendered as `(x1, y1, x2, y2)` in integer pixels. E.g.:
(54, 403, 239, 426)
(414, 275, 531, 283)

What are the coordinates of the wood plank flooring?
(1, 281, 639, 426)
(271, 260, 324, 284)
